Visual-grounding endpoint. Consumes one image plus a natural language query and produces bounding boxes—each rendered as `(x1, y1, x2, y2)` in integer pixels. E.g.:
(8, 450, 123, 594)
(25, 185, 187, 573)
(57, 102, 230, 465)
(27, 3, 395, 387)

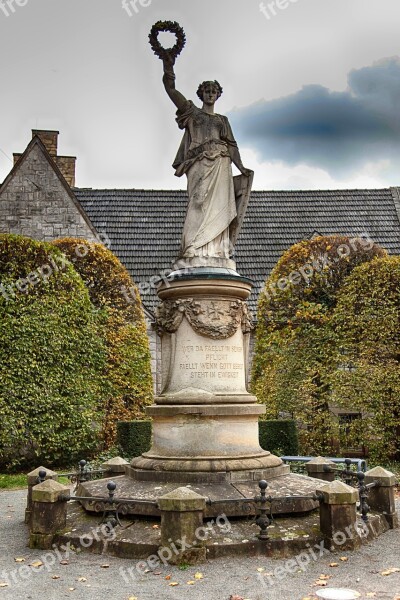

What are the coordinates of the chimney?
(31, 130, 76, 187)
(32, 129, 59, 157)
(56, 156, 76, 188)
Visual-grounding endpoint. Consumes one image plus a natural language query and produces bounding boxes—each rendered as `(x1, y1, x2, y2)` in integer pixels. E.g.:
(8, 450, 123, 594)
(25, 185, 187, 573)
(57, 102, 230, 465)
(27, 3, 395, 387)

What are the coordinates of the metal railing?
(281, 455, 367, 473)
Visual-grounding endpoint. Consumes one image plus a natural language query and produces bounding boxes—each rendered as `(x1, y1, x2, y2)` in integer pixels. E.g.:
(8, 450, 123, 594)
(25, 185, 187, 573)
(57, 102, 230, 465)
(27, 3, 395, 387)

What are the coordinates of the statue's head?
(197, 80, 223, 104)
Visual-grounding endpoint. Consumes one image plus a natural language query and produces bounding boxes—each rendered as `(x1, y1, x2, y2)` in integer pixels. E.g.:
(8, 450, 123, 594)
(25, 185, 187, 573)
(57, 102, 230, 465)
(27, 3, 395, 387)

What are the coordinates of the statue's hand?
(240, 167, 253, 177)
(163, 52, 176, 72)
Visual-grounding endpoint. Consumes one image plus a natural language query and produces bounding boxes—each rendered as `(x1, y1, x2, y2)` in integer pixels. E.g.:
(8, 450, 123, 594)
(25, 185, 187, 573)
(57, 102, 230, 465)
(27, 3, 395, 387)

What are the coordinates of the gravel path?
(1, 490, 399, 600)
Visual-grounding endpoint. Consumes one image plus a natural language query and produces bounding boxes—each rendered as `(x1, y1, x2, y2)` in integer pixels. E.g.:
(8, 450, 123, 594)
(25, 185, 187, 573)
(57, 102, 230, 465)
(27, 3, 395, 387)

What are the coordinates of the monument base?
(130, 403, 288, 483)
(131, 268, 286, 486)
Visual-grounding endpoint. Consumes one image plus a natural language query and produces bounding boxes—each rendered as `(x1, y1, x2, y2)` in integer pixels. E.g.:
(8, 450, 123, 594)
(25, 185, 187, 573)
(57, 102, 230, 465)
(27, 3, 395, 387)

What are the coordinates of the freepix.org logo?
(122, 0, 152, 17)
(259, 0, 299, 21)
(0, 0, 28, 18)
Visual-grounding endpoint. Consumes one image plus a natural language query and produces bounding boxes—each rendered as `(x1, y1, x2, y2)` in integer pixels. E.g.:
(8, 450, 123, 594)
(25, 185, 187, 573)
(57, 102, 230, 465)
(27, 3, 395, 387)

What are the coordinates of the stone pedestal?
(317, 480, 360, 551)
(158, 487, 206, 565)
(130, 269, 286, 483)
(25, 466, 58, 525)
(29, 479, 70, 550)
(365, 466, 399, 529)
(306, 456, 336, 482)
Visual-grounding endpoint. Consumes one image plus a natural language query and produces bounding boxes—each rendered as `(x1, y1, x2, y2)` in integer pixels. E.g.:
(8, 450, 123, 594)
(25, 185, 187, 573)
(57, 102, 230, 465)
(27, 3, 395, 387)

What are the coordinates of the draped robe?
(172, 101, 238, 260)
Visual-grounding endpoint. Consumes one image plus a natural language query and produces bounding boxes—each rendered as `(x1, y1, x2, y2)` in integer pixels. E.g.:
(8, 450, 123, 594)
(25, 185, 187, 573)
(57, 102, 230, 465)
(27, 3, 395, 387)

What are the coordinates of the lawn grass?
(0, 474, 27, 489)
(0, 473, 70, 490)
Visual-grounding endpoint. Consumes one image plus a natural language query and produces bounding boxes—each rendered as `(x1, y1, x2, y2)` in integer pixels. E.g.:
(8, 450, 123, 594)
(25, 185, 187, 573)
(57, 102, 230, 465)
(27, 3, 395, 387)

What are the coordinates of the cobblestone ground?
(0, 490, 399, 600)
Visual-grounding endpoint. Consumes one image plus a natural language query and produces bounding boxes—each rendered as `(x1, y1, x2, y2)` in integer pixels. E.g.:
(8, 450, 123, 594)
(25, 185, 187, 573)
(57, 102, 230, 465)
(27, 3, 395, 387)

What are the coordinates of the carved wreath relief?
(155, 298, 253, 340)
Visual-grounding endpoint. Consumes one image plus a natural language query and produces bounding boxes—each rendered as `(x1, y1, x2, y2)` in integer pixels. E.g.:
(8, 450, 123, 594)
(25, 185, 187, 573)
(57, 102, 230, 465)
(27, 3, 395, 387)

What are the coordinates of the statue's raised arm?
(149, 21, 253, 269)
(161, 54, 187, 112)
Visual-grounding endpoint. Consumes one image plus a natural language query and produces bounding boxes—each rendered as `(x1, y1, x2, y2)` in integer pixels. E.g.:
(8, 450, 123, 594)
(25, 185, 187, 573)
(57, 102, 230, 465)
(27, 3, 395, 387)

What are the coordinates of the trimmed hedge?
(252, 235, 386, 454)
(52, 239, 153, 447)
(117, 420, 152, 458)
(331, 256, 400, 461)
(0, 235, 106, 469)
(259, 420, 299, 456)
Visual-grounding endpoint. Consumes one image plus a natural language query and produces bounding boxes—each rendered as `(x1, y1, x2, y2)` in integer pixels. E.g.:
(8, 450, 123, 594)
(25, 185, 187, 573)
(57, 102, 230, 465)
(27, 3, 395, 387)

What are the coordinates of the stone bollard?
(317, 480, 360, 550)
(364, 466, 399, 529)
(25, 466, 58, 525)
(158, 487, 206, 565)
(29, 479, 70, 550)
(306, 456, 336, 482)
(101, 456, 129, 477)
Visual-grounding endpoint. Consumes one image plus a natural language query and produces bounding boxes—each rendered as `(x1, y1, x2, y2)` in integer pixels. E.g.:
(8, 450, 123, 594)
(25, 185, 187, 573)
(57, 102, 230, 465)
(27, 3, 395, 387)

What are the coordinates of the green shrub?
(330, 256, 400, 462)
(259, 420, 299, 456)
(252, 235, 385, 454)
(0, 235, 106, 469)
(117, 420, 152, 458)
(52, 239, 153, 448)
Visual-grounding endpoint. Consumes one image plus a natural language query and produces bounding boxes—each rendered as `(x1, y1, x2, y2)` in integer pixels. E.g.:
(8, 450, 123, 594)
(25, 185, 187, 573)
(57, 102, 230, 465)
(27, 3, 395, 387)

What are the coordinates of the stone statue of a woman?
(162, 52, 253, 268)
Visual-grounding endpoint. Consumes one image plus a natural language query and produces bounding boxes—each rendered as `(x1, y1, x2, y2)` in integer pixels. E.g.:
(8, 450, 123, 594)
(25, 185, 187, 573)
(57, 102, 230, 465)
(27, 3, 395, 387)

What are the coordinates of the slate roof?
(75, 188, 400, 316)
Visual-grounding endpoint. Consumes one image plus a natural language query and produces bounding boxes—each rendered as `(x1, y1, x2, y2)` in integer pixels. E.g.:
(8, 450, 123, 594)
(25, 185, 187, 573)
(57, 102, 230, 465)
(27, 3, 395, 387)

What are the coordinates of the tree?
(252, 235, 386, 454)
(52, 239, 153, 447)
(0, 235, 106, 469)
(331, 256, 400, 461)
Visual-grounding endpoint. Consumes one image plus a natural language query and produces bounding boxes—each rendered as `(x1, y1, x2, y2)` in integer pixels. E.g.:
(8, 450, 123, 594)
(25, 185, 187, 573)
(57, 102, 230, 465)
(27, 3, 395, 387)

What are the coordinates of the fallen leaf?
(77, 577, 87, 582)
(100, 564, 110, 569)
(256, 567, 265, 572)
(339, 556, 348, 562)
(366, 594, 376, 598)
(14, 557, 25, 563)
(153, 571, 162, 575)
(0, 583, 9, 588)
(381, 568, 400, 576)
(152, 524, 159, 529)
(318, 574, 330, 580)
(30, 560, 43, 568)
(128, 597, 138, 600)
(187, 581, 195, 585)
(52, 575, 60, 580)
(194, 572, 203, 579)
(68, 588, 75, 591)
(314, 580, 328, 587)
(329, 562, 339, 567)
(60, 560, 69, 565)
(169, 582, 179, 586)
(165, 574, 171, 580)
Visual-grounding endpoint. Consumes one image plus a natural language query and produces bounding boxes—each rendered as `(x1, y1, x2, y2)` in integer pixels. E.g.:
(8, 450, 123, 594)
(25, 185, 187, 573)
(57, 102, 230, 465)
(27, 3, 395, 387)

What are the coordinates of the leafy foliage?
(52, 239, 153, 448)
(330, 256, 400, 461)
(0, 235, 106, 469)
(252, 235, 386, 455)
(258, 420, 299, 456)
(117, 420, 152, 458)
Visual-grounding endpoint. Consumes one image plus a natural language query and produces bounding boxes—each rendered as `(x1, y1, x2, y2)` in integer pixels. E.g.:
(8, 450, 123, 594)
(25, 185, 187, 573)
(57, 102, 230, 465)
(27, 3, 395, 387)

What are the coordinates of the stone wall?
(0, 142, 95, 242)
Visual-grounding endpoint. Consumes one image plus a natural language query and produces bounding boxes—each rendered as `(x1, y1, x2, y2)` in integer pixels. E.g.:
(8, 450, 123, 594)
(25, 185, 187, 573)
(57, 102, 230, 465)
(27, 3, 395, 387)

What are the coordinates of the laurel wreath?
(148, 21, 186, 60)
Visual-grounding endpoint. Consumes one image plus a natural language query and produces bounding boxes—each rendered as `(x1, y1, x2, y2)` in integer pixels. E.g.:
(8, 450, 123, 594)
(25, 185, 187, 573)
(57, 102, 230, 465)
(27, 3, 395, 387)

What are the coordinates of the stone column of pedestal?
(306, 457, 336, 482)
(158, 487, 206, 565)
(130, 270, 287, 483)
(317, 480, 360, 551)
(29, 479, 70, 550)
(364, 466, 399, 529)
(25, 466, 58, 525)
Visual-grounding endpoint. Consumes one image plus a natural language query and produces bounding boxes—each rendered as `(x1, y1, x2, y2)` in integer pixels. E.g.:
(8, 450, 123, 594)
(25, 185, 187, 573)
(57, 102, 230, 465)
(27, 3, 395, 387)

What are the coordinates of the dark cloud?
(229, 57, 400, 177)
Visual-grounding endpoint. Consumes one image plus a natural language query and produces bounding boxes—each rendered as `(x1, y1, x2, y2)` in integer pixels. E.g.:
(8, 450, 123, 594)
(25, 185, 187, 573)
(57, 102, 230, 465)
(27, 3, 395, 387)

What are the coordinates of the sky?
(1, 0, 400, 190)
